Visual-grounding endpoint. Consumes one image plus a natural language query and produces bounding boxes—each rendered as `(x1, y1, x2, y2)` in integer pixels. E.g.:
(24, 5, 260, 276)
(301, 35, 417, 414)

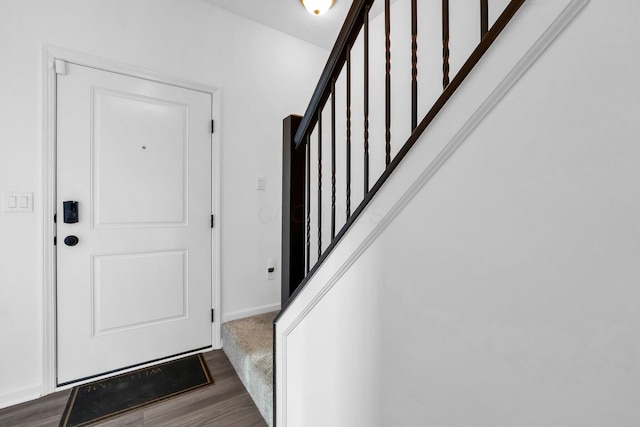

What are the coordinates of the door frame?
(42, 45, 222, 394)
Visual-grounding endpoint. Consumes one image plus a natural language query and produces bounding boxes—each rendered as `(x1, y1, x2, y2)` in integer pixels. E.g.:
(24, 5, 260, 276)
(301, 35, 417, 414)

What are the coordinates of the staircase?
(231, 0, 533, 425)
(275, 0, 535, 425)
(222, 312, 278, 426)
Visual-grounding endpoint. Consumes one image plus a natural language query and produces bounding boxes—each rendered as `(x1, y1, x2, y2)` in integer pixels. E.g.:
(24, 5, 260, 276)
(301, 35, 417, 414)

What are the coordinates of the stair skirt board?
(222, 311, 278, 427)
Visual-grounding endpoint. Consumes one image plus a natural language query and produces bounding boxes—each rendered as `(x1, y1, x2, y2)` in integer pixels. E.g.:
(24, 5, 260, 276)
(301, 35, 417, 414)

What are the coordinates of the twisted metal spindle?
(346, 46, 352, 219)
(442, 0, 450, 88)
(385, 0, 391, 166)
(317, 110, 322, 257)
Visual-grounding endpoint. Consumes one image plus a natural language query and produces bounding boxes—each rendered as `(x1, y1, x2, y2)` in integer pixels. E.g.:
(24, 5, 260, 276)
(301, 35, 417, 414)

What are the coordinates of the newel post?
(282, 115, 305, 307)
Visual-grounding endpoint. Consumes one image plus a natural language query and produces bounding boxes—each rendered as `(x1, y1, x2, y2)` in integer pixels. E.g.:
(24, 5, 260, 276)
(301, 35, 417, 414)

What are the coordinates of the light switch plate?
(2, 192, 33, 213)
(256, 176, 265, 191)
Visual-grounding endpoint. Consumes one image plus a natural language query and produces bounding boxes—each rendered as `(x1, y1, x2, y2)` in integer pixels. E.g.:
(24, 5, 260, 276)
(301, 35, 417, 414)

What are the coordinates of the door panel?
(92, 250, 188, 335)
(92, 88, 189, 227)
(56, 62, 213, 384)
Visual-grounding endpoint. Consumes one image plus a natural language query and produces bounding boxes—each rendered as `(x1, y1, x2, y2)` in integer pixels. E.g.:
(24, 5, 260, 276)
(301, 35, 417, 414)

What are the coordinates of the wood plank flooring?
(0, 350, 267, 427)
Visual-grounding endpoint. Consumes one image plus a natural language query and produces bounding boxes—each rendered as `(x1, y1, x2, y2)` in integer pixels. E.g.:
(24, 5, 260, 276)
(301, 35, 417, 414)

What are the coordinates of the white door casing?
(56, 61, 214, 384)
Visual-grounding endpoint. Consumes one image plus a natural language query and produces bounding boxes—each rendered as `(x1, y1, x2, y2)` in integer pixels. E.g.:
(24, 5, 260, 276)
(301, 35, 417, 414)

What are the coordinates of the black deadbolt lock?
(63, 201, 79, 224)
(64, 235, 79, 246)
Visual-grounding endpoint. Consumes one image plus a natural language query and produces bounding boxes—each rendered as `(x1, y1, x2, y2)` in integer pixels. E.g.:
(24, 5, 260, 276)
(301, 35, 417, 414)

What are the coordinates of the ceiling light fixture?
(300, 0, 335, 16)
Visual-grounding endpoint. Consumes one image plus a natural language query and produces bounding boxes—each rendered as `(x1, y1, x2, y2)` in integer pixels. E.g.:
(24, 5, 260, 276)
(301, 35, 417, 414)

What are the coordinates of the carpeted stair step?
(222, 311, 278, 427)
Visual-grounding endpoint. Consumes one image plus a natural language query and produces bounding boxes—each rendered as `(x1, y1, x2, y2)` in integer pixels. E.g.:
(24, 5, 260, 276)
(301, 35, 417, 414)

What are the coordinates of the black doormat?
(59, 354, 213, 427)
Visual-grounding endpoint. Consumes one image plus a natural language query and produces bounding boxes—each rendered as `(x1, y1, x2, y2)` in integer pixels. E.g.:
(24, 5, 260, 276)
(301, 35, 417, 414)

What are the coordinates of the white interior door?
(56, 62, 213, 384)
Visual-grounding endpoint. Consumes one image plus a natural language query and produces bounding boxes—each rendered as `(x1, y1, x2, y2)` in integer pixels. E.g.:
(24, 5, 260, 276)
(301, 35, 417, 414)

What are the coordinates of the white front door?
(56, 62, 213, 384)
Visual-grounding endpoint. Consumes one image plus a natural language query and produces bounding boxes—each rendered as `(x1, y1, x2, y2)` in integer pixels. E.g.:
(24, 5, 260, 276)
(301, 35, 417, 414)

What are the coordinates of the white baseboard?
(223, 303, 281, 324)
(0, 385, 42, 410)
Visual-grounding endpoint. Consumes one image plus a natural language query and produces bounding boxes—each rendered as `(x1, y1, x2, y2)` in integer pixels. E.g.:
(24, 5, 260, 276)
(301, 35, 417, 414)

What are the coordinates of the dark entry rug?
(59, 354, 213, 427)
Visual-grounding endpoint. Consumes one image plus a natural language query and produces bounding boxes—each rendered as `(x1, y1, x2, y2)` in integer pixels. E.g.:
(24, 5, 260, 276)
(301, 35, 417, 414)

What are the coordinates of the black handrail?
(294, 0, 375, 148)
(282, 0, 526, 310)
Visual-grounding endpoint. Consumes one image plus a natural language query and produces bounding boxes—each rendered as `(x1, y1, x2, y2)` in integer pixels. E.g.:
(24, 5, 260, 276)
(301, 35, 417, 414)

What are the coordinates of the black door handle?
(64, 235, 79, 246)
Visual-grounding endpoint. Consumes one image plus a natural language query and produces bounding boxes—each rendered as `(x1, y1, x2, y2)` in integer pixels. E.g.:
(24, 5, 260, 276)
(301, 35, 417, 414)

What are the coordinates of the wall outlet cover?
(266, 259, 276, 280)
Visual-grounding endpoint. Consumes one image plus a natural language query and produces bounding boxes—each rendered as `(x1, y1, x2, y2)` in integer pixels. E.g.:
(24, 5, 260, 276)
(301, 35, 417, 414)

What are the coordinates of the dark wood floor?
(0, 350, 267, 427)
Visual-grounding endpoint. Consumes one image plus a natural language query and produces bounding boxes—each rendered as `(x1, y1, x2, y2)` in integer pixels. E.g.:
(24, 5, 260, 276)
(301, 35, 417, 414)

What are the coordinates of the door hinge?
(54, 213, 57, 223)
(211, 309, 215, 323)
(211, 214, 214, 228)
(54, 236, 57, 246)
(211, 119, 215, 134)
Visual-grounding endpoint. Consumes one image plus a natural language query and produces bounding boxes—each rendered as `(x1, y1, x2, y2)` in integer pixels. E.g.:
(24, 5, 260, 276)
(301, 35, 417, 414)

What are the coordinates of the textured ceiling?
(201, 0, 390, 50)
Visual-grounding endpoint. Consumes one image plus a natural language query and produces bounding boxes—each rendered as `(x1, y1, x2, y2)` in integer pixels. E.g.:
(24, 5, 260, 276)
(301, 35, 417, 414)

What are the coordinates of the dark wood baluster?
(480, 0, 489, 39)
(305, 134, 311, 273)
(411, 0, 418, 131)
(385, 0, 391, 166)
(346, 45, 352, 220)
(317, 110, 322, 257)
(364, 4, 370, 194)
(442, 0, 450, 89)
(331, 78, 336, 240)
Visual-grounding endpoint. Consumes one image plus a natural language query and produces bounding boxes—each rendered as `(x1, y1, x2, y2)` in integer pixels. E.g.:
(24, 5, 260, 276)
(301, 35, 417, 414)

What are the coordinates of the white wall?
(276, 0, 640, 425)
(0, 0, 327, 407)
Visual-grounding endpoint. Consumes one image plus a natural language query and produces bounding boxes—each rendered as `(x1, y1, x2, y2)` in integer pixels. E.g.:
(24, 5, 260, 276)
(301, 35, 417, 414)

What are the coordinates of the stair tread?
(223, 311, 277, 356)
(222, 311, 278, 427)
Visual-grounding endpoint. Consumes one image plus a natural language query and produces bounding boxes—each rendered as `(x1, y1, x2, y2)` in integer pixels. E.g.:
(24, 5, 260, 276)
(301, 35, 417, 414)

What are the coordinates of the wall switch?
(256, 176, 265, 191)
(19, 195, 29, 208)
(266, 259, 276, 280)
(3, 192, 33, 213)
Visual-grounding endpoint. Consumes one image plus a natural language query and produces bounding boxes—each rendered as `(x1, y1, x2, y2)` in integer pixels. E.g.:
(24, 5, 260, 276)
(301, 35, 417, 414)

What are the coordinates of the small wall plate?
(2, 192, 33, 213)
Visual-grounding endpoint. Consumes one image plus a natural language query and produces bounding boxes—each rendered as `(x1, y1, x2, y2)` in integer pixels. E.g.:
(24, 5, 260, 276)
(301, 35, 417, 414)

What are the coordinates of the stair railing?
(282, 0, 527, 308)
